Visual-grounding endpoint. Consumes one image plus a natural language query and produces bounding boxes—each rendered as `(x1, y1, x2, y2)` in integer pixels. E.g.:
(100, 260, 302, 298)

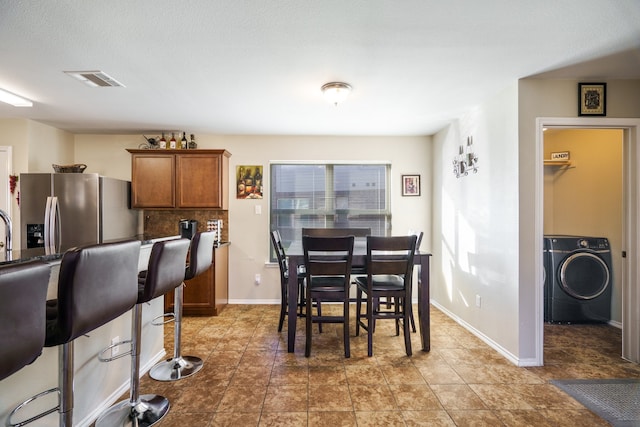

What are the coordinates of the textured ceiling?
(0, 0, 639, 136)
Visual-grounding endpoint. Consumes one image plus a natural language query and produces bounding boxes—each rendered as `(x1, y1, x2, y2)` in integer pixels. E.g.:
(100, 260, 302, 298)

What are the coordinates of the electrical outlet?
(254, 274, 261, 285)
(475, 295, 481, 308)
(111, 336, 120, 357)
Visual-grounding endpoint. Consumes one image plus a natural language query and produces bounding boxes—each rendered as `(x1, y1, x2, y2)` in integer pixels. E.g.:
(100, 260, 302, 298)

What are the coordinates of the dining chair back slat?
(302, 227, 371, 238)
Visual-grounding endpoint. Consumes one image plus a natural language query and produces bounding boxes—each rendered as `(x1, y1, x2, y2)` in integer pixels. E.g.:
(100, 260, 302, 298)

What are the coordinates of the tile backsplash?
(144, 210, 228, 241)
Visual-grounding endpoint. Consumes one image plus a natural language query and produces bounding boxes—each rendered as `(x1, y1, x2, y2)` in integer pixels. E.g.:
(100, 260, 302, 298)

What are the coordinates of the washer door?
(559, 252, 610, 300)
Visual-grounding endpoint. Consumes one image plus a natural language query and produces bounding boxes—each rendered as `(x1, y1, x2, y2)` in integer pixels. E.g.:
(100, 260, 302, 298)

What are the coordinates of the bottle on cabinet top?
(189, 134, 197, 149)
(158, 132, 167, 149)
(181, 132, 188, 149)
(169, 133, 177, 149)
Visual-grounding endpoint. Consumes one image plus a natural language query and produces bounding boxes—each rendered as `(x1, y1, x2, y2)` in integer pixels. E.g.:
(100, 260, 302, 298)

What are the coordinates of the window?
(270, 162, 391, 253)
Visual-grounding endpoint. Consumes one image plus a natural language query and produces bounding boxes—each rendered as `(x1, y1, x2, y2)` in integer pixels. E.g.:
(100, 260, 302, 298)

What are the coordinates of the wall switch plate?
(111, 336, 120, 357)
(475, 295, 481, 308)
(255, 274, 261, 285)
(255, 205, 262, 215)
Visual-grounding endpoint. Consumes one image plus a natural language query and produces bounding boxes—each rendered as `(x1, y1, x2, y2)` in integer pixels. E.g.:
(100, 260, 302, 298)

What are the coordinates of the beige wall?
(432, 82, 521, 362)
(543, 128, 623, 323)
(0, 119, 74, 248)
(70, 133, 433, 303)
(518, 78, 640, 362)
(0, 123, 432, 303)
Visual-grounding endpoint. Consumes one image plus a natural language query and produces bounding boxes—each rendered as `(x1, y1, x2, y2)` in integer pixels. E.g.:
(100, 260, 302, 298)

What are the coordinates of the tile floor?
(134, 304, 640, 426)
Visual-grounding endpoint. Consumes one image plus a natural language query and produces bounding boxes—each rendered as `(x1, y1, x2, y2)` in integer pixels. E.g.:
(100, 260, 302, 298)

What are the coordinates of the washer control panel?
(577, 238, 609, 250)
(546, 236, 610, 251)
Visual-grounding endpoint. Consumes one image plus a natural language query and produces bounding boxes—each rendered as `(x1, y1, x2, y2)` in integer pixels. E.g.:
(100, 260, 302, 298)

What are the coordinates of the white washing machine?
(543, 235, 613, 323)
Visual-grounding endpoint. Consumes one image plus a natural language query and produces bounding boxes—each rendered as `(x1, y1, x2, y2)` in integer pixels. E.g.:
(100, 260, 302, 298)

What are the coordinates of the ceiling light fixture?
(321, 82, 351, 106)
(0, 88, 33, 107)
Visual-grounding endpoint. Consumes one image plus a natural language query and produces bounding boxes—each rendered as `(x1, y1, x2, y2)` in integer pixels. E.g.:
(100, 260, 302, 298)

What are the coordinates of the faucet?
(0, 209, 12, 259)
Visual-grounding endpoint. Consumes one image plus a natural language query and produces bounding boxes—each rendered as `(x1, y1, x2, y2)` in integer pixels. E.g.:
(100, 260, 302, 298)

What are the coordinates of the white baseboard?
(229, 299, 280, 304)
(429, 300, 524, 366)
(609, 319, 622, 329)
(77, 349, 167, 427)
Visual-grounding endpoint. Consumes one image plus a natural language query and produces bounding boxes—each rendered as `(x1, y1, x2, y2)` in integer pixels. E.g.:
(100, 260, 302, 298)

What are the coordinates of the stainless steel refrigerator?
(20, 173, 139, 254)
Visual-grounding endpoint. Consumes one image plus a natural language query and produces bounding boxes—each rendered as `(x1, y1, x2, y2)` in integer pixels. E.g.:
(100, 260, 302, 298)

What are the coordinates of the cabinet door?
(131, 154, 175, 208)
(176, 153, 222, 208)
(164, 264, 215, 316)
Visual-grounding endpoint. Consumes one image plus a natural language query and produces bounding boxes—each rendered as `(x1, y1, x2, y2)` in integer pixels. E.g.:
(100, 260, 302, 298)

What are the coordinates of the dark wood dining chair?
(406, 230, 423, 332)
(378, 230, 423, 332)
(354, 235, 417, 357)
(271, 230, 306, 331)
(302, 227, 370, 274)
(302, 235, 354, 358)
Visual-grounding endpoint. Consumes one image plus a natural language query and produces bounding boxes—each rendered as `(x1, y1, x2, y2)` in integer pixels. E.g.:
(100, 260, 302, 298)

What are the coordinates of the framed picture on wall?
(578, 82, 606, 116)
(401, 174, 420, 197)
(236, 165, 263, 199)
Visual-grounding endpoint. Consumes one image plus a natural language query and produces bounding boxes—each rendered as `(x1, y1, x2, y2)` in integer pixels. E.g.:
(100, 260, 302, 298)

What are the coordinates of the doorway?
(0, 146, 12, 254)
(543, 128, 623, 326)
(535, 118, 640, 365)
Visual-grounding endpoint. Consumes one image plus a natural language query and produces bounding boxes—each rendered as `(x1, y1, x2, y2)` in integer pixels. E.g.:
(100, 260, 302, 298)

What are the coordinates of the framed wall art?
(578, 82, 606, 116)
(401, 174, 420, 197)
(236, 165, 263, 199)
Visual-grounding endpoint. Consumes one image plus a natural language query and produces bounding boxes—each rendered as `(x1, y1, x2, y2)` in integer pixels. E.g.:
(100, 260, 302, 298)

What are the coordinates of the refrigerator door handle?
(52, 196, 61, 253)
(44, 196, 53, 254)
(44, 196, 52, 252)
(44, 196, 60, 255)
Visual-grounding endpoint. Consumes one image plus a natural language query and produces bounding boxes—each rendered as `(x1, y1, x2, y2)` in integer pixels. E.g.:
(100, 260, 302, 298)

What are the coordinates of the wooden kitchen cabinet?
(128, 149, 230, 209)
(165, 243, 229, 316)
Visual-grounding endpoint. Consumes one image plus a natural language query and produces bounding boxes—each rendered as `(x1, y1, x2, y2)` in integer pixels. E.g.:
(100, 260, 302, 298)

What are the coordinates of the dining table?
(286, 239, 432, 353)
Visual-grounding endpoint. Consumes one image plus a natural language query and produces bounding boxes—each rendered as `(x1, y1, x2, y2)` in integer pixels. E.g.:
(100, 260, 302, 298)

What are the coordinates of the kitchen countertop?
(0, 235, 229, 266)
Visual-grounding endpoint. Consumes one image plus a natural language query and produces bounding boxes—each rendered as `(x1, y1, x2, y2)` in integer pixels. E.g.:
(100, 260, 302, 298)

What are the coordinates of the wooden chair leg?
(367, 294, 374, 357)
(298, 282, 305, 317)
(277, 294, 286, 332)
(395, 298, 400, 336)
(316, 300, 323, 333)
(355, 288, 362, 336)
(305, 288, 312, 357)
(409, 300, 416, 333)
(343, 298, 350, 358)
(403, 297, 412, 356)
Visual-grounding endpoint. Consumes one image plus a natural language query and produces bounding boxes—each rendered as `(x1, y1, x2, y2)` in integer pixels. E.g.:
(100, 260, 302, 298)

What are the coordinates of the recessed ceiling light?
(0, 88, 33, 107)
(64, 70, 125, 87)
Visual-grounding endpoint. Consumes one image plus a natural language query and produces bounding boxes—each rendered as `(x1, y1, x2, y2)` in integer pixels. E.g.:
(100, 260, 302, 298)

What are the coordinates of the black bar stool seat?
(0, 261, 50, 381)
(149, 231, 215, 381)
(8, 241, 141, 427)
(96, 238, 190, 427)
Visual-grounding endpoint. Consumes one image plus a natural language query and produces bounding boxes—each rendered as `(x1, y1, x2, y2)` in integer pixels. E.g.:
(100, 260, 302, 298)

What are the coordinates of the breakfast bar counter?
(0, 236, 178, 427)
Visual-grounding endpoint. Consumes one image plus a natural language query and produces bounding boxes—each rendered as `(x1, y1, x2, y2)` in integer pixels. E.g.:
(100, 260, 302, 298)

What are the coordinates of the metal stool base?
(95, 394, 170, 427)
(149, 356, 203, 381)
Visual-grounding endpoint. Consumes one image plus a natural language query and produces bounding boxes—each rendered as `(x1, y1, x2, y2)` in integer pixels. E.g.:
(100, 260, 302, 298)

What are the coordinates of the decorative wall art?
(236, 165, 263, 199)
(453, 136, 479, 178)
(401, 174, 421, 196)
(578, 82, 606, 116)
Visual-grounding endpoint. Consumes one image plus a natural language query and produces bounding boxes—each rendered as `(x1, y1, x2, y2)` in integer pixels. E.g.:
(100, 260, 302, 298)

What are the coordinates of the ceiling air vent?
(64, 70, 125, 87)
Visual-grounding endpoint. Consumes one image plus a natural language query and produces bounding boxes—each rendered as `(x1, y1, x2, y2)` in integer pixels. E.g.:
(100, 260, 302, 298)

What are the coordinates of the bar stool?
(0, 260, 50, 383)
(149, 231, 215, 381)
(96, 238, 190, 427)
(8, 240, 141, 427)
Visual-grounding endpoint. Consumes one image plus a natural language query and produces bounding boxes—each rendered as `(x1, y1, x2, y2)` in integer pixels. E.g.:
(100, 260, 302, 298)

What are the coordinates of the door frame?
(535, 117, 640, 364)
(0, 146, 12, 244)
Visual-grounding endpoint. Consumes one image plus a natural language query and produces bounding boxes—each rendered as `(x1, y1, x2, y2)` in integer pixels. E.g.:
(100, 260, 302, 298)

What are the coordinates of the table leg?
(417, 255, 431, 351)
(287, 257, 299, 353)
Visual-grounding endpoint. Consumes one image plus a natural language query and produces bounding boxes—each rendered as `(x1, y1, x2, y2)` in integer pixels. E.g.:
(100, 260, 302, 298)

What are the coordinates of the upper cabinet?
(127, 149, 231, 209)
